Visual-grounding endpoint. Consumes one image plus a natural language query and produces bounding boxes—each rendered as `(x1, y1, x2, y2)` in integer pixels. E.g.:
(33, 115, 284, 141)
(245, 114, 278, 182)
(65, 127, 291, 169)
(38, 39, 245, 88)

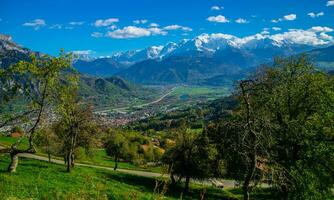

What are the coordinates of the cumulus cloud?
(207, 15, 229, 23)
(23, 19, 46, 30)
(261, 30, 270, 35)
(211, 6, 224, 11)
(163, 25, 193, 31)
(201, 26, 333, 48)
(107, 25, 117, 30)
(283, 14, 297, 21)
(271, 14, 297, 23)
(309, 26, 333, 33)
(272, 27, 282, 31)
(94, 18, 119, 27)
(327, 0, 334, 6)
(91, 32, 103, 38)
(106, 26, 166, 39)
(307, 12, 324, 18)
(235, 18, 249, 24)
(270, 26, 333, 46)
(148, 27, 168, 35)
(133, 19, 148, 24)
(149, 23, 159, 27)
(69, 21, 85, 26)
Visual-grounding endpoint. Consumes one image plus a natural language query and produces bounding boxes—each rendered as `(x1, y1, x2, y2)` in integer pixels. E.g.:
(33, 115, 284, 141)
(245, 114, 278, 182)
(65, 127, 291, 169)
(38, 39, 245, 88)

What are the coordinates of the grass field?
(171, 86, 229, 100)
(0, 136, 160, 173)
(0, 154, 242, 200)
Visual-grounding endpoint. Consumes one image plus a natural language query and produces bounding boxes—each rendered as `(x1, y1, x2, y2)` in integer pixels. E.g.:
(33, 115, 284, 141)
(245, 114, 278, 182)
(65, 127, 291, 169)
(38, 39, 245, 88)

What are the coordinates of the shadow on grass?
(99, 171, 238, 200)
(228, 187, 280, 200)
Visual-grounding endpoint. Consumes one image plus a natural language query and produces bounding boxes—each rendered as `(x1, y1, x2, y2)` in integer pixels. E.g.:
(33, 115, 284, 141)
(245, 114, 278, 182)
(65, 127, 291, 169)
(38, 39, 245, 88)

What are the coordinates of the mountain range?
(0, 34, 159, 107)
(73, 33, 334, 85)
(2, 33, 334, 88)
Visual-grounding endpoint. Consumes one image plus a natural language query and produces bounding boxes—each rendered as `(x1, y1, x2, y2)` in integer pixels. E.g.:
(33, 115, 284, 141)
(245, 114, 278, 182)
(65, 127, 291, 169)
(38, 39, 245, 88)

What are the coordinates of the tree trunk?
(8, 152, 19, 173)
(48, 153, 51, 162)
(71, 153, 75, 168)
(67, 152, 72, 172)
(114, 155, 118, 170)
(184, 176, 190, 193)
(170, 173, 176, 185)
(243, 147, 256, 200)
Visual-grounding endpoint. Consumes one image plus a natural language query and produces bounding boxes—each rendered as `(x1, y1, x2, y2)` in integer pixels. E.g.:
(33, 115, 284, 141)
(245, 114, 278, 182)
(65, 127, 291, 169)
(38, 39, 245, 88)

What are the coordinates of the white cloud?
(327, 0, 334, 6)
(163, 25, 193, 31)
(271, 14, 297, 23)
(307, 12, 324, 18)
(106, 26, 166, 39)
(49, 24, 62, 29)
(207, 15, 229, 23)
(149, 23, 159, 27)
(320, 32, 333, 40)
(107, 25, 117, 30)
(211, 6, 224, 11)
(133, 19, 148, 24)
(270, 26, 334, 46)
(283, 14, 297, 21)
(23, 19, 46, 30)
(148, 27, 168, 35)
(272, 27, 281, 31)
(91, 32, 103, 38)
(235, 18, 249, 24)
(261, 30, 270, 35)
(200, 26, 333, 48)
(94, 18, 119, 27)
(309, 26, 333, 33)
(69, 21, 84, 26)
(71, 50, 94, 56)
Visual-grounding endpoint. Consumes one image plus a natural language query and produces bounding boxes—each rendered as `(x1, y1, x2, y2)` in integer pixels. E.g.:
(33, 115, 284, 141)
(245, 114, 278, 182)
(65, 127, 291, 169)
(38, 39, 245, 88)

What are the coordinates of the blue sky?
(0, 0, 333, 56)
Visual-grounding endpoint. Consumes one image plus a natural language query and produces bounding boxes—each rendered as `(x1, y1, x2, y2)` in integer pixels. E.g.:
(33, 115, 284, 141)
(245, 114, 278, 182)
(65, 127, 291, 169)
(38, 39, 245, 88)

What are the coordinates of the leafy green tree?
(253, 56, 334, 199)
(54, 95, 98, 172)
(162, 126, 220, 192)
(105, 130, 130, 170)
(0, 51, 73, 172)
(34, 127, 59, 162)
(215, 55, 334, 199)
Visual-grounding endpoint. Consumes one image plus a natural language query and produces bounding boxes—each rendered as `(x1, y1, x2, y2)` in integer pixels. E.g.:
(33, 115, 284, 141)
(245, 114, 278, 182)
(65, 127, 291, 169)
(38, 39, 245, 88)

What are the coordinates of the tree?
(0, 51, 73, 172)
(251, 56, 334, 199)
(105, 130, 129, 170)
(54, 97, 98, 172)
(34, 127, 58, 162)
(162, 126, 220, 192)
(214, 55, 334, 199)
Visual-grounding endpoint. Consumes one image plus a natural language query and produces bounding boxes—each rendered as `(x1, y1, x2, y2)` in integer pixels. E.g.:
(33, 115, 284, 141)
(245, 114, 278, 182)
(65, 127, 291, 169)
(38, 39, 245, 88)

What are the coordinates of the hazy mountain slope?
(73, 58, 126, 77)
(0, 34, 159, 108)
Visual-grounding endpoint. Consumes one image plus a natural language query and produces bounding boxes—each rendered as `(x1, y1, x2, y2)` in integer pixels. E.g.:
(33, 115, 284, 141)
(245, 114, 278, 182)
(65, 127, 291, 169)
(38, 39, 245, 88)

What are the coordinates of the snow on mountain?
(111, 45, 163, 65)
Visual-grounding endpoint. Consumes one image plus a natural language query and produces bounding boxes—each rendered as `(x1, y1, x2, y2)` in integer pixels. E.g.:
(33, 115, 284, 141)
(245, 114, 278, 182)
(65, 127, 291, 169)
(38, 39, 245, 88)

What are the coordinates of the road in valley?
(94, 86, 178, 114)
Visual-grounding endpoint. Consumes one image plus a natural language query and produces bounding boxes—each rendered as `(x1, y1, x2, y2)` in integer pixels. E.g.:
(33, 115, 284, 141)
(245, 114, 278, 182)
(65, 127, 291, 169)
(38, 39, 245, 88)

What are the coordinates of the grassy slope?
(0, 155, 240, 200)
(0, 136, 160, 172)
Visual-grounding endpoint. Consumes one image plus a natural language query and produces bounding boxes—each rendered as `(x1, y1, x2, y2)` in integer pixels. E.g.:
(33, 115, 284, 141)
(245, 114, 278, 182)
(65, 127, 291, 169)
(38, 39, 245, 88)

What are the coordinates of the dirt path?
(0, 145, 236, 188)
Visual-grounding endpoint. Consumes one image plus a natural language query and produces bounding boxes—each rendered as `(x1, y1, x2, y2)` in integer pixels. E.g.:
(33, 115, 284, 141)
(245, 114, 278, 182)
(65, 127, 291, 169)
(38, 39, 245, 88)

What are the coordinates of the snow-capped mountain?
(111, 45, 164, 65)
(73, 29, 333, 84)
(114, 32, 332, 85)
(108, 31, 331, 65)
